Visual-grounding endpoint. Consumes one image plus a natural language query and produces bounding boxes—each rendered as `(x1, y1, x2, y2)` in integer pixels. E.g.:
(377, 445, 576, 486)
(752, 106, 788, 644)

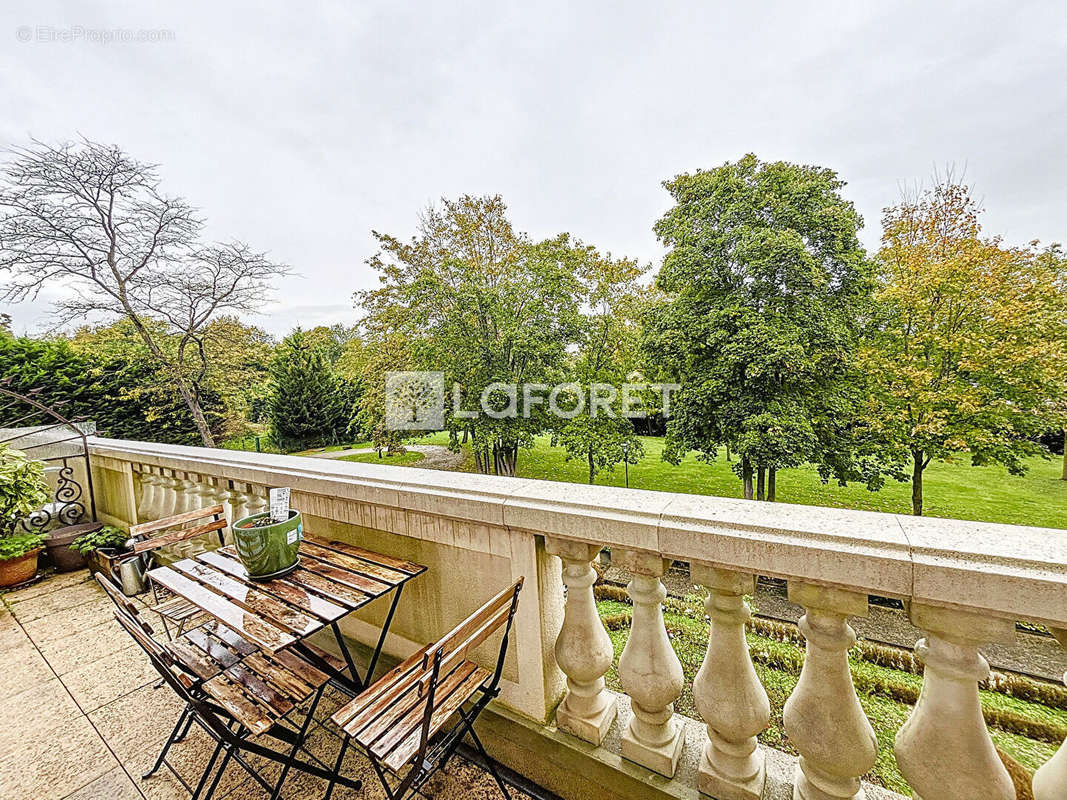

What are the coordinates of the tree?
(645, 154, 873, 500)
(864, 182, 1067, 515)
(268, 329, 352, 451)
(357, 195, 583, 476)
(0, 138, 287, 446)
(0, 330, 226, 444)
(552, 248, 648, 483)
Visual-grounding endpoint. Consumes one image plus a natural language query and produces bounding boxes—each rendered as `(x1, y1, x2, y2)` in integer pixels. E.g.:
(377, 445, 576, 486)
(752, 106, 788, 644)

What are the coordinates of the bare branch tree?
(0, 138, 288, 446)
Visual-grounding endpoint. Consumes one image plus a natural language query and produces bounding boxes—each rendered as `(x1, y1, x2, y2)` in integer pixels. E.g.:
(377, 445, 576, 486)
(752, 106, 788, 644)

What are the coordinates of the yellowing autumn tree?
(864, 181, 1067, 515)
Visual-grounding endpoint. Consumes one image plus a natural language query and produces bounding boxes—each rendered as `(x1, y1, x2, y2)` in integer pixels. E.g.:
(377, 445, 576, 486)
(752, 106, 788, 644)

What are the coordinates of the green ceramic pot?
(232, 510, 302, 579)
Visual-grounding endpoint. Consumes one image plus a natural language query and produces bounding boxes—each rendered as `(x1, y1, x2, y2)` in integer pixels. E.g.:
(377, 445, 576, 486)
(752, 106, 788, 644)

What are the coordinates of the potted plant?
(0, 444, 50, 588)
(232, 509, 302, 580)
(72, 525, 132, 575)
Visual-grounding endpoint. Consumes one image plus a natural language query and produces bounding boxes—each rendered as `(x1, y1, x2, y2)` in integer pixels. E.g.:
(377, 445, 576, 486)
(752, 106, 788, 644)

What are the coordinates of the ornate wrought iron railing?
(0, 384, 97, 531)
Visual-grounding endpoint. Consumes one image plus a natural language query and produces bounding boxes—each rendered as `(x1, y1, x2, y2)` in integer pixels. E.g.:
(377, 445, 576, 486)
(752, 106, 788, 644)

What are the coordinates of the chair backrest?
(94, 572, 154, 635)
(130, 505, 227, 555)
(102, 576, 236, 742)
(425, 576, 524, 681)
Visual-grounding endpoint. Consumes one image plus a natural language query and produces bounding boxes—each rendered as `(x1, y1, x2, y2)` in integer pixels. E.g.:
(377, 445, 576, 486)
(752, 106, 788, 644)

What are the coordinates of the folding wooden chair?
(129, 505, 228, 640)
(96, 573, 362, 800)
(327, 577, 524, 800)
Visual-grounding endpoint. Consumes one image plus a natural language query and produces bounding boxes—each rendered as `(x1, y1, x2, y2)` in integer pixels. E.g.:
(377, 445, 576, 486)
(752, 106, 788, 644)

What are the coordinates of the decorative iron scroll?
(1, 383, 97, 533)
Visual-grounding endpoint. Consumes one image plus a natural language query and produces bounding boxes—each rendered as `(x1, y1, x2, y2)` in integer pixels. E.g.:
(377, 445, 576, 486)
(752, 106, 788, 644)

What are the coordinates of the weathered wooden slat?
(304, 535, 424, 576)
(333, 645, 433, 731)
(428, 580, 522, 664)
(134, 519, 226, 554)
(242, 652, 314, 699)
(166, 638, 224, 681)
(182, 627, 243, 670)
(148, 567, 296, 652)
(130, 504, 224, 537)
(270, 648, 330, 687)
(203, 673, 274, 735)
(438, 603, 512, 678)
(298, 552, 391, 596)
(283, 567, 369, 609)
(169, 559, 319, 637)
(202, 622, 259, 657)
(301, 540, 407, 585)
(379, 663, 489, 771)
(295, 639, 349, 674)
(196, 550, 348, 622)
(226, 662, 295, 717)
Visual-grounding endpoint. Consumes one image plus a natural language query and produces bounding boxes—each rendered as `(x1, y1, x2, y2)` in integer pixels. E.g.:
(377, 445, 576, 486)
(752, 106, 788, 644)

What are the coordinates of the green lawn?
(339, 450, 425, 466)
(412, 432, 1066, 529)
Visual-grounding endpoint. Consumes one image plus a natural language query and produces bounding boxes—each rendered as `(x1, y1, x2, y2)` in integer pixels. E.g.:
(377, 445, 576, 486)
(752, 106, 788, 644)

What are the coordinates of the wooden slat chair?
(95, 573, 360, 800)
(327, 577, 524, 800)
(130, 505, 228, 640)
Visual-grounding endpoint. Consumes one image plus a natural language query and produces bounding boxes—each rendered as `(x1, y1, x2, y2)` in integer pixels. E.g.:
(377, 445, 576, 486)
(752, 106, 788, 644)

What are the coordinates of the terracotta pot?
(0, 548, 41, 588)
(44, 522, 99, 573)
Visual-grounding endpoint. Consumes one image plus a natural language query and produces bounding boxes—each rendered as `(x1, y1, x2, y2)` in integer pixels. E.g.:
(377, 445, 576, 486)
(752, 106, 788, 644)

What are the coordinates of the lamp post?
(622, 442, 631, 488)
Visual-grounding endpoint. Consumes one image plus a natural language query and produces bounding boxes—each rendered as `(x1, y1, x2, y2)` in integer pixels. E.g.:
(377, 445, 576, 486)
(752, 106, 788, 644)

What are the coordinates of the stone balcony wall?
(88, 438, 1067, 800)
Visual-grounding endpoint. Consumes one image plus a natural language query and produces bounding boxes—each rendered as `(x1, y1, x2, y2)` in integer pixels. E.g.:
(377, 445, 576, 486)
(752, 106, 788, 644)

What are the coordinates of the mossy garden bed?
(595, 592, 1066, 796)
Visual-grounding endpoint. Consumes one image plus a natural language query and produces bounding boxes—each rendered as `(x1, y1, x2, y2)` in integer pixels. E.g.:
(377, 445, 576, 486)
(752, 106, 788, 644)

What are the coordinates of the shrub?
(0, 444, 49, 537)
(71, 525, 129, 555)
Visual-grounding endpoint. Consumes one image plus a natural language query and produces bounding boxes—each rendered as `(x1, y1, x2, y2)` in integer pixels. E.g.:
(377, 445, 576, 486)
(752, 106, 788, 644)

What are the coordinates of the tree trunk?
(767, 467, 776, 502)
(741, 457, 754, 500)
(1062, 443, 1066, 480)
(588, 446, 595, 485)
(756, 466, 766, 501)
(911, 450, 924, 516)
(725, 444, 732, 462)
(176, 381, 216, 447)
(493, 442, 517, 477)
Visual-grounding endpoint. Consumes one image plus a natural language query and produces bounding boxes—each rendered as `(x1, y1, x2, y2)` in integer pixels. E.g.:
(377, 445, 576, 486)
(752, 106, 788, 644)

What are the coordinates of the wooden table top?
(147, 534, 426, 653)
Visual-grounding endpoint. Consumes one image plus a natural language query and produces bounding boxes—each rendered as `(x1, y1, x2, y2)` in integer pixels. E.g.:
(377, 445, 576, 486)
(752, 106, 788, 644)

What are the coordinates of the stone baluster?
(207, 477, 235, 543)
(173, 472, 197, 515)
(247, 485, 269, 516)
(783, 583, 877, 800)
(228, 482, 251, 523)
(136, 466, 158, 521)
(157, 469, 179, 518)
(546, 537, 617, 745)
(691, 565, 770, 800)
(191, 475, 216, 511)
(1033, 629, 1067, 799)
(616, 550, 685, 777)
(895, 604, 1016, 800)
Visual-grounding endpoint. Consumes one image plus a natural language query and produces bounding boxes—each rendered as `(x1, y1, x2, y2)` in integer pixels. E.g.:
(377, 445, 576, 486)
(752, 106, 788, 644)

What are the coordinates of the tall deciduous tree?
(357, 195, 582, 476)
(0, 139, 287, 446)
(645, 154, 873, 500)
(552, 248, 648, 483)
(865, 182, 1067, 515)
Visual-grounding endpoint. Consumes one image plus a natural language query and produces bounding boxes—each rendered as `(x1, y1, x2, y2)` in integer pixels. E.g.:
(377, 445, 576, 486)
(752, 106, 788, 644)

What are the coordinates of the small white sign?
(286, 527, 299, 545)
(269, 487, 291, 523)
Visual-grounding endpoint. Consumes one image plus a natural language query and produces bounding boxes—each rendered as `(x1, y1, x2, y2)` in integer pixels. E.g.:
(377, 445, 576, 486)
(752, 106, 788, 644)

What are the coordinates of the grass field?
(339, 450, 425, 466)
(407, 432, 1066, 529)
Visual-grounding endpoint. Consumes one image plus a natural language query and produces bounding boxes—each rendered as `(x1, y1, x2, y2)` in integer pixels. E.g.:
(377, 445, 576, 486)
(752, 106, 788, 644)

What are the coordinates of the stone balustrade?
(91, 439, 1067, 800)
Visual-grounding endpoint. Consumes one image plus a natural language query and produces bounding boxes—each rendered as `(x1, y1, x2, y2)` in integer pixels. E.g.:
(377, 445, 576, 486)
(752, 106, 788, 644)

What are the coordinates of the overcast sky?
(1, 1, 1064, 337)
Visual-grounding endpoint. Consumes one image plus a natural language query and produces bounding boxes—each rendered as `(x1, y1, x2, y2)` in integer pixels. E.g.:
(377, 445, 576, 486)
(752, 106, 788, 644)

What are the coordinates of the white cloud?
(1, 0, 1064, 337)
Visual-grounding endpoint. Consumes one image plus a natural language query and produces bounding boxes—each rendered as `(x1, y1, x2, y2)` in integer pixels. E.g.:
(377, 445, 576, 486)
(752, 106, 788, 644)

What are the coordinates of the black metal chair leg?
(143, 707, 191, 779)
(269, 686, 323, 800)
(322, 734, 349, 800)
(464, 721, 512, 800)
(175, 707, 196, 743)
(190, 740, 225, 800)
(199, 746, 234, 800)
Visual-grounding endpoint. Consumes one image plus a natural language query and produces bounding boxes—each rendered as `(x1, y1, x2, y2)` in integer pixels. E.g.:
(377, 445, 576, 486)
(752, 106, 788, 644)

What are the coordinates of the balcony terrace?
(3, 436, 1066, 800)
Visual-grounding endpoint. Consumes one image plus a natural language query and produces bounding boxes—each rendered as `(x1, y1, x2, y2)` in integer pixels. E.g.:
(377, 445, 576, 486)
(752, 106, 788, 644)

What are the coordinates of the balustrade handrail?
(88, 436, 1067, 628)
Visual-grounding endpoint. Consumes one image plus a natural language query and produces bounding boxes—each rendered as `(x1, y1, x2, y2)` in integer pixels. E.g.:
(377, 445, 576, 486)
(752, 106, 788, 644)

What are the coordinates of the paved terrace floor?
(0, 569, 529, 800)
